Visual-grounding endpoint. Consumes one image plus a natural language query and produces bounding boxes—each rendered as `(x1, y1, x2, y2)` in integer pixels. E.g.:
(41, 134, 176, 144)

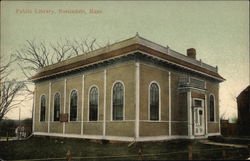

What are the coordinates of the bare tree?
(0, 38, 103, 121)
(0, 56, 26, 121)
(14, 38, 102, 84)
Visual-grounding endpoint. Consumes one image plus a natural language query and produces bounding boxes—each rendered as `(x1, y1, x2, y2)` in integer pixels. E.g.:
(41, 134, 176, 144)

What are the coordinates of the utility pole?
(18, 107, 21, 140)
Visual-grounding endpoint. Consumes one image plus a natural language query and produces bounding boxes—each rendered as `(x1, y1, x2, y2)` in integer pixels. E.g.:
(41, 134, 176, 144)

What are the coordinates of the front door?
(193, 99, 205, 136)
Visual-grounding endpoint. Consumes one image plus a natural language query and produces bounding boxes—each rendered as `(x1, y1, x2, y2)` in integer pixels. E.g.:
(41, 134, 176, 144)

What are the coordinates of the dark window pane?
(54, 93, 60, 121)
(113, 82, 124, 120)
(40, 95, 46, 122)
(70, 90, 77, 121)
(210, 95, 215, 122)
(150, 83, 159, 120)
(89, 87, 98, 121)
(194, 100, 202, 107)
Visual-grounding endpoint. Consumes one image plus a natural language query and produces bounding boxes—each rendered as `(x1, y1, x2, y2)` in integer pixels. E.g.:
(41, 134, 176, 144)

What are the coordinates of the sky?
(1, 1, 249, 120)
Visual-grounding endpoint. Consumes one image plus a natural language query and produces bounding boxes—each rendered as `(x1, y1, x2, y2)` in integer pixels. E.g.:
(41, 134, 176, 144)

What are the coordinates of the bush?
(0, 119, 17, 137)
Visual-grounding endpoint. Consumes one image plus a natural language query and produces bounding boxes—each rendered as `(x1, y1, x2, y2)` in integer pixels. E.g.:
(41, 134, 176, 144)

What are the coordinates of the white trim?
(34, 132, 102, 139)
(33, 132, 196, 141)
(48, 82, 51, 133)
(39, 94, 46, 122)
(32, 87, 36, 132)
(81, 75, 85, 135)
(110, 80, 126, 121)
(192, 98, 205, 136)
(205, 94, 208, 135)
(148, 81, 161, 121)
(187, 91, 192, 136)
(192, 98, 205, 107)
(178, 87, 206, 92)
(218, 111, 221, 134)
(65, 121, 82, 123)
(52, 92, 61, 122)
(33, 132, 94, 140)
(103, 70, 107, 136)
(81, 121, 103, 123)
(33, 132, 134, 141)
(208, 94, 216, 123)
(140, 120, 168, 123)
(168, 72, 171, 136)
(63, 79, 67, 134)
(104, 136, 134, 141)
(218, 85, 221, 134)
(87, 85, 99, 122)
(135, 62, 140, 138)
(69, 88, 78, 122)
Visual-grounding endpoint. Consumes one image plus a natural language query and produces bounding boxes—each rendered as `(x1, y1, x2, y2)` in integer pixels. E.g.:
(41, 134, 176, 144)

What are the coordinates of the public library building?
(31, 35, 224, 141)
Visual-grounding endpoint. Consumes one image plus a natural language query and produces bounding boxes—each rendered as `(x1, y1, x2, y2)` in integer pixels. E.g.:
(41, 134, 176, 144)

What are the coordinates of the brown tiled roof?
(31, 43, 224, 81)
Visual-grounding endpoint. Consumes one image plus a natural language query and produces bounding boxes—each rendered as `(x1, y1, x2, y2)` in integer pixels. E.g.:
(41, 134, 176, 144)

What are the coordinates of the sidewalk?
(0, 137, 19, 141)
(223, 136, 250, 140)
(199, 139, 248, 148)
(0, 137, 14, 141)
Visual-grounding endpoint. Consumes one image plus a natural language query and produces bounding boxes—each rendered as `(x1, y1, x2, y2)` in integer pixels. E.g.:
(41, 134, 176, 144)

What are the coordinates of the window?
(40, 95, 46, 122)
(70, 90, 77, 121)
(150, 83, 159, 120)
(194, 100, 202, 107)
(89, 87, 98, 121)
(112, 82, 124, 120)
(54, 93, 60, 121)
(209, 95, 215, 122)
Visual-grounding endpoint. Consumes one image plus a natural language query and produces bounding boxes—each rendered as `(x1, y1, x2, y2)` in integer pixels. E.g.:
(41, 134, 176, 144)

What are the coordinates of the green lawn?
(0, 137, 249, 160)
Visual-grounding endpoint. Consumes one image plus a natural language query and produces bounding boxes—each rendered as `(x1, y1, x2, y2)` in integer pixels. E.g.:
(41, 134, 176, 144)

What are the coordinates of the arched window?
(112, 82, 124, 120)
(70, 90, 77, 121)
(150, 83, 159, 120)
(54, 93, 60, 121)
(209, 95, 215, 122)
(89, 86, 98, 121)
(40, 95, 46, 122)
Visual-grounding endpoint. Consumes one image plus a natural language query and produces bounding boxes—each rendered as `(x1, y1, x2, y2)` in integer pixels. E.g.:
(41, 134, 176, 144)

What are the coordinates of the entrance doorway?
(193, 99, 205, 136)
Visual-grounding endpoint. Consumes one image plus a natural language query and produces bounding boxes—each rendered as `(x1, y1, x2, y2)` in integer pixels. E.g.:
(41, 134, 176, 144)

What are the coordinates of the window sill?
(68, 121, 81, 123)
(87, 120, 102, 123)
(144, 120, 162, 122)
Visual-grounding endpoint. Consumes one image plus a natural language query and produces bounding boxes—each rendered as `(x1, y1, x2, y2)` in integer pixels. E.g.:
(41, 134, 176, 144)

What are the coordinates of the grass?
(0, 136, 249, 160)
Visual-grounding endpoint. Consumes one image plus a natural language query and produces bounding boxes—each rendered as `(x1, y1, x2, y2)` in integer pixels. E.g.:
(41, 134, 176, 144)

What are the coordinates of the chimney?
(187, 48, 196, 59)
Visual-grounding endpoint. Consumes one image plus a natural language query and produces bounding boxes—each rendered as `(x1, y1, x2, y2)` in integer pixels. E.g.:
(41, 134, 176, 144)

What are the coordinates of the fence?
(220, 119, 238, 136)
